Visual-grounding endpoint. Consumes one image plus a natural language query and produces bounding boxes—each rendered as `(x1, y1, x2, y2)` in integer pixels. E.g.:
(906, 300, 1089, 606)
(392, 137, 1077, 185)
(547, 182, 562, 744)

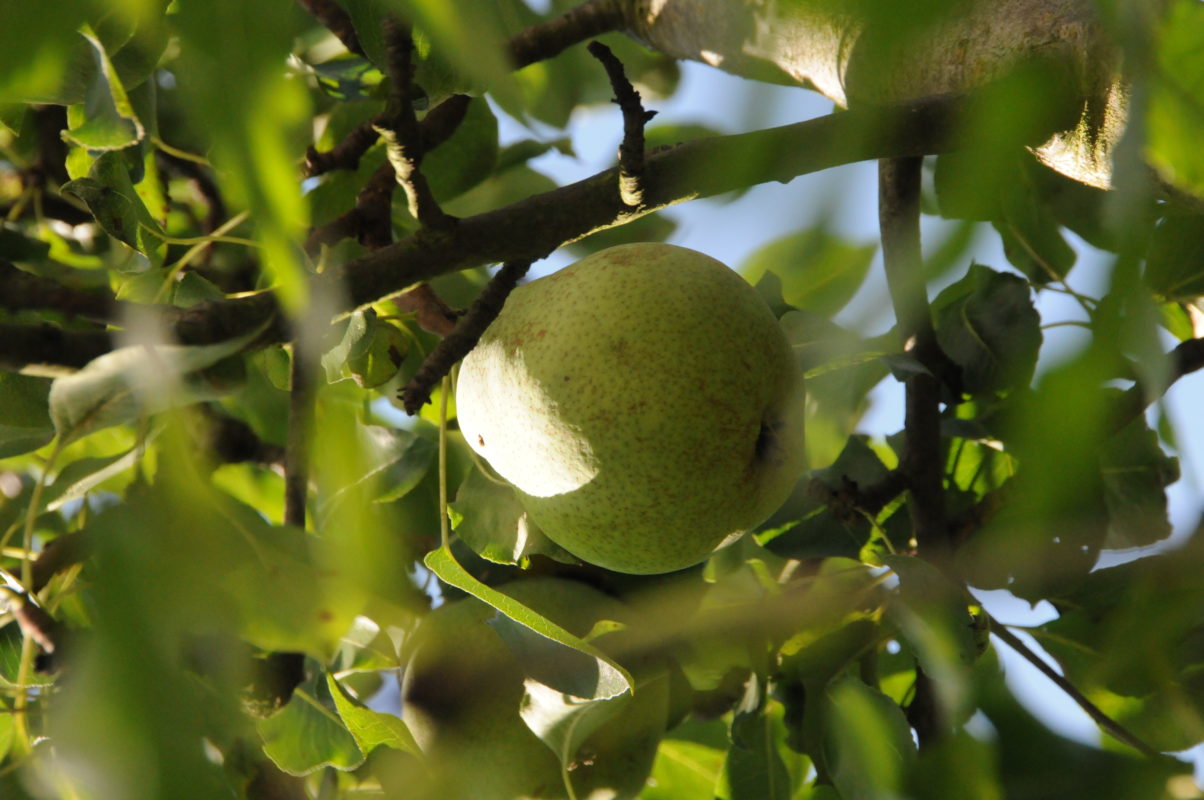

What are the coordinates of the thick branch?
(879, 157, 950, 563)
(296, 0, 364, 57)
(17, 90, 1077, 366)
(400, 260, 532, 414)
(509, 0, 627, 69)
(0, 322, 114, 370)
(0, 261, 121, 323)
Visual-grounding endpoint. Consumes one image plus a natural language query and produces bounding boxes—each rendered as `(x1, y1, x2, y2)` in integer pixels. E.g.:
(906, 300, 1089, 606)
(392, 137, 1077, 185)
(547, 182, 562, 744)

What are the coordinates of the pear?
(456, 243, 806, 574)
(400, 577, 670, 800)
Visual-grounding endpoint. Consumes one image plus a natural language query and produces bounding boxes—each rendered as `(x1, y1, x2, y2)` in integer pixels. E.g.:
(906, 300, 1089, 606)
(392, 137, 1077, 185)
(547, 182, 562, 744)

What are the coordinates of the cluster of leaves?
(0, 1, 1202, 799)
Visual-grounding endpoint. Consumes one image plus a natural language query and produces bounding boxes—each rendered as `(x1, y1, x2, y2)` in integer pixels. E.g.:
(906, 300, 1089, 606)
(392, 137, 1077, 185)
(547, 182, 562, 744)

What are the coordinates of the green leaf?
(0, 372, 54, 458)
(62, 28, 144, 151)
(421, 96, 498, 202)
(43, 447, 143, 513)
(423, 547, 633, 698)
(518, 682, 633, 776)
(642, 719, 729, 800)
(932, 263, 1042, 395)
(883, 555, 977, 722)
(327, 673, 420, 756)
(61, 151, 166, 264)
(823, 676, 916, 800)
(448, 464, 578, 566)
(742, 228, 876, 317)
(1144, 215, 1204, 301)
(1147, 1, 1204, 199)
(320, 424, 435, 515)
(48, 323, 265, 443)
(258, 673, 365, 775)
(1099, 417, 1178, 549)
(717, 702, 792, 800)
(309, 55, 384, 101)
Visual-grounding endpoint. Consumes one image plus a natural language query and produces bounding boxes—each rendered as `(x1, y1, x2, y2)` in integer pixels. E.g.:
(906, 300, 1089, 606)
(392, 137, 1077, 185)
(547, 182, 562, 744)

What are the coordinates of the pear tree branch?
(588, 40, 657, 207)
(400, 260, 532, 414)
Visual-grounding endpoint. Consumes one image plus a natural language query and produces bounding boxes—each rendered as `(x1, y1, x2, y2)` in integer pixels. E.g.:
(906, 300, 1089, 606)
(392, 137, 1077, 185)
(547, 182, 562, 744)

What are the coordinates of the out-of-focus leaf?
(742, 228, 876, 317)
(443, 164, 558, 218)
(62, 151, 166, 264)
(448, 464, 578, 566)
(823, 675, 916, 800)
(932, 263, 1042, 396)
(0, 373, 54, 458)
(259, 672, 365, 775)
(327, 673, 420, 756)
(883, 555, 977, 722)
(424, 547, 633, 698)
(421, 96, 498, 203)
(320, 424, 435, 515)
(717, 701, 792, 800)
(1144, 215, 1204, 301)
(48, 324, 265, 443)
(906, 731, 1003, 800)
(1099, 417, 1178, 549)
(173, 272, 226, 307)
(0, 227, 51, 262)
(495, 137, 573, 172)
(62, 28, 144, 151)
(1147, 1, 1204, 199)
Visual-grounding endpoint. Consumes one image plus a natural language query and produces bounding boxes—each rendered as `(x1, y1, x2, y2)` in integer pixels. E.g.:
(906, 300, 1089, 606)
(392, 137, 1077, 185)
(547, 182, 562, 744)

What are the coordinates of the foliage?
(0, 1, 1202, 799)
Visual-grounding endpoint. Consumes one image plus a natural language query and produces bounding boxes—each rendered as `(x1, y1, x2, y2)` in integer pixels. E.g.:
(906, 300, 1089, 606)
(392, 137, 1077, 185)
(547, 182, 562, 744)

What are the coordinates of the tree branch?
(296, 0, 364, 57)
(0, 261, 121, 323)
(508, 0, 627, 69)
(588, 41, 657, 207)
(0, 322, 114, 370)
(1110, 337, 1204, 433)
(13, 88, 1079, 367)
(879, 157, 951, 564)
(400, 260, 532, 414)
(376, 19, 455, 230)
(987, 612, 1159, 758)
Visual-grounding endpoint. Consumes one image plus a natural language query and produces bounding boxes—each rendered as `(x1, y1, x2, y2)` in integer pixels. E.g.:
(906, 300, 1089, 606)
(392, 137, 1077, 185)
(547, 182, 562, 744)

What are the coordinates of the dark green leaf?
(1147, 1, 1204, 199)
(0, 373, 54, 458)
(62, 29, 143, 151)
(61, 151, 165, 263)
(421, 97, 498, 202)
(823, 675, 916, 800)
(448, 464, 578, 566)
(1144, 215, 1204, 301)
(932, 263, 1042, 395)
(0, 227, 51, 262)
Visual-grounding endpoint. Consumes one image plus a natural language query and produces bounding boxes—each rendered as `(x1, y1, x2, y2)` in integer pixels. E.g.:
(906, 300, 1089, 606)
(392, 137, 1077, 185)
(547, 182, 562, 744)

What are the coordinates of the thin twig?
(393, 283, 459, 337)
(304, 118, 382, 178)
(509, 0, 626, 68)
(401, 260, 532, 414)
(376, 18, 455, 230)
(987, 612, 1160, 758)
(587, 41, 657, 207)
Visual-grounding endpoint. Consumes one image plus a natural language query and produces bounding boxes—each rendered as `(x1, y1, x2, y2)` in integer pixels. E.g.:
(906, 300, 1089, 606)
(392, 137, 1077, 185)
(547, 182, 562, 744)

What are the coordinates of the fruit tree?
(0, 1, 1203, 798)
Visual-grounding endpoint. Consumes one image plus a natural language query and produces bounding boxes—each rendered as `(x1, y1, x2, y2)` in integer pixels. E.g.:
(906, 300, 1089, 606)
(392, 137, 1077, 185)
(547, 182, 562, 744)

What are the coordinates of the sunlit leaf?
(259, 672, 365, 775)
(742, 228, 876, 317)
(327, 672, 420, 756)
(62, 27, 144, 151)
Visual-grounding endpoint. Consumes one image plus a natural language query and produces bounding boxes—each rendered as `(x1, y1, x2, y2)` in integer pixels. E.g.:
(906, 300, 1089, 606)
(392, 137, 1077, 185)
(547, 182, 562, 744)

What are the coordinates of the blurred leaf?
(422, 96, 498, 202)
(642, 719, 729, 800)
(823, 675, 916, 800)
(327, 673, 420, 755)
(173, 271, 226, 307)
(259, 672, 365, 775)
(1144, 214, 1204, 301)
(931, 263, 1042, 395)
(1147, 0, 1204, 199)
(62, 27, 144, 151)
(906, 731, 1003, 800)
(0, 227, 51, 262)
(449, 464, 578, 566)
(443, 163, 558, 217)
(320, 424, 434, 516)
(495, 137, 573, 172)
(43, 447, 141, 513)
(717, 701, 792, 800)
(1099, 417, 1178, 549)
(0, 372, 54, 458)
(424, 547, 633, 698)
(48, 323, 265, 443)
(883, 555, 977, 722)
(62, 151, 166, 264)
(742, 228, 876, 317)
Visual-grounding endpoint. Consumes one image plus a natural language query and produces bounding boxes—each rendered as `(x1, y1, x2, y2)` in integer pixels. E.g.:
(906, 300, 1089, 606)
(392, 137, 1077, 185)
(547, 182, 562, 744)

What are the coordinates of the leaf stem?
(438, 375, 450, 549)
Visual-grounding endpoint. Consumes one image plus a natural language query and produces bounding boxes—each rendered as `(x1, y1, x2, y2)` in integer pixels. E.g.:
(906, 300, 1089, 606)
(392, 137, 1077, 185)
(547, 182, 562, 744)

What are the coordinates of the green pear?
(400, 577, 669, 800)
(456, 243, 806, 574)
